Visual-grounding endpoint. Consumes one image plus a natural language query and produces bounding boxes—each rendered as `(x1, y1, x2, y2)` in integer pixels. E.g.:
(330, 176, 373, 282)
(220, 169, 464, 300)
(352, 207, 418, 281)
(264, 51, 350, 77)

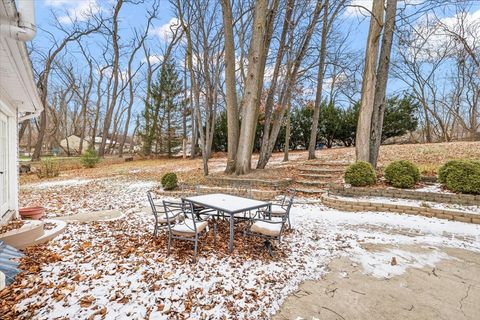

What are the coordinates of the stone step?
(294, 187, 327, 194)
(298, 167, 345, 174)
(296, 180, 334, 187)
(301, 161, 351, 167)
(298, 173, 335, 179)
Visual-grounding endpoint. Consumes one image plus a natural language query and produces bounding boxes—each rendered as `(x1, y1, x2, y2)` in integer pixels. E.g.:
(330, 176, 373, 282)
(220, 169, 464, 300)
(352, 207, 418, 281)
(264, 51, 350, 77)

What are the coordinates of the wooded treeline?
(20, 0, 479, 175)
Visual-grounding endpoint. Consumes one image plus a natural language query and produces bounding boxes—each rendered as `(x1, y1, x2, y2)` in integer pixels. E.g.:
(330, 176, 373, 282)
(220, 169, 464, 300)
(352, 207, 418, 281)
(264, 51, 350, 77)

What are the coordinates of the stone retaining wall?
(156, 187, 279, 201)
(321, 194, 480, 225)
(206, 176, 292, 190)
(330, 186, 480, 206)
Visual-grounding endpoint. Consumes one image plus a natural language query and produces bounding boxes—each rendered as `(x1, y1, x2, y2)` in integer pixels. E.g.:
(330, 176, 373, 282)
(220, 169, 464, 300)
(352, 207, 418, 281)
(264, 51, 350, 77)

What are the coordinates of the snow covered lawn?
(3, 176, 480, 319)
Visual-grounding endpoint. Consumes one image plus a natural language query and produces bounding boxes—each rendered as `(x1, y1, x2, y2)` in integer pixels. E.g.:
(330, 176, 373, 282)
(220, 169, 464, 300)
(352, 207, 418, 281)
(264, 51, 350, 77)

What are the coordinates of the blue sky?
(31, 0, 480, 113)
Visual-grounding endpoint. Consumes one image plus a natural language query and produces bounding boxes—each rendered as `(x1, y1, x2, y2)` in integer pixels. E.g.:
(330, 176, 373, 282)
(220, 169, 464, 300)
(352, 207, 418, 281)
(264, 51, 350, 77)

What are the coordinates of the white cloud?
(151, 18, 180, 42)
(44, 0, 72, 6)
(411, 8, 480, 61)
(344, 0, 373, 17)
(344, 0, 424, 17)
(144, 55, 164, 65)
(44, 0, 101, 24)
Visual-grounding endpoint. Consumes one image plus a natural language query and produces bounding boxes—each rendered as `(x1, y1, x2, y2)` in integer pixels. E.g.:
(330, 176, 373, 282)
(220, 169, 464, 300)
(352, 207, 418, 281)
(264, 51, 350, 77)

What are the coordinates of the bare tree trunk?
(283, 104, 291, 162)
(221, 0, 240, 174)
(235, 0, 269, 175)
(18, 119, 29, 143)
(257, 0, 294, 168)
(369, 0, 397, 167)
(78, 49, 93, 154)
(355, 0, 384, 162)
(98, 0, 123, 157)
(182, 60, 188, 159)
(308, 0, 329, 160)
(256, 0, 323, 169)
(32, 16, 103, 161)
(27, 121, 32, 154)
(177, 0, 208, 174)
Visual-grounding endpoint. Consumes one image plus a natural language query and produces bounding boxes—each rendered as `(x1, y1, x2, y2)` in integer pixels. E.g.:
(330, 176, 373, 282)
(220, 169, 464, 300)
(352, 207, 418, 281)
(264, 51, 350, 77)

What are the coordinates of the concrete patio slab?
(274, 244, 480, 320)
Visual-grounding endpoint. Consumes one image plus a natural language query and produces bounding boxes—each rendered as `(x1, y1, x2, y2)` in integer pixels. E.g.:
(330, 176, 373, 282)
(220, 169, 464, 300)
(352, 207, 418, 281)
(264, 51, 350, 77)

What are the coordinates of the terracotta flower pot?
(19, 207, 45, 220)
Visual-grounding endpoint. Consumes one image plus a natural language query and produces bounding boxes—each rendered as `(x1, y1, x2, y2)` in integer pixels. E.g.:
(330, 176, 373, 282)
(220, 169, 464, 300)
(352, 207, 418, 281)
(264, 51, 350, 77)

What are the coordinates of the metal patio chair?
(147, 191, 182, 237)
(244, 210, 288, 257)
(261, 189, 296, 228)
(163, 200, 210, 263)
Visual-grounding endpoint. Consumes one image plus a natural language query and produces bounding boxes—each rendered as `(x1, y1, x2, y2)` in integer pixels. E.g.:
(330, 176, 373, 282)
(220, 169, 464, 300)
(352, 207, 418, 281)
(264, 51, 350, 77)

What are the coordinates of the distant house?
(57, 135, 136, 155)
(0, 0, 42, 224)
(59, 135, 85, 155)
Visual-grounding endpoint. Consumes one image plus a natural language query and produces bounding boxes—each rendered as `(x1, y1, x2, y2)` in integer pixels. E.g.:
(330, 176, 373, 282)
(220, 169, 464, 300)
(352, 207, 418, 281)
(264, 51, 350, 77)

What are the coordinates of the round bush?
(438, 160, 466, 184)
(344, 161, 377, 187)
(161, 172, 178, 191)
(80, 148, 100, 168)
(384, 160, 420, 189)
(439, 160, 480, 194)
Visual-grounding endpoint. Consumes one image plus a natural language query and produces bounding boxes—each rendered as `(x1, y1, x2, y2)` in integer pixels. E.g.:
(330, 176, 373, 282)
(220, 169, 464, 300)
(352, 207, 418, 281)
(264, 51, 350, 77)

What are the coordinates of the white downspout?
(0, 0, 36, 41)
(18, 109, 42, 123)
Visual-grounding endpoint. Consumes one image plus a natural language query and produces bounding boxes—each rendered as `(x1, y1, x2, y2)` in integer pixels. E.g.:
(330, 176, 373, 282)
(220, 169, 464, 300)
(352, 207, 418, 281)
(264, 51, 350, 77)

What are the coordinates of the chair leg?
(193, 239, 198, 263)
(264, 240, 273, 257)
(287, 215, 291, 229)
(167, 235, 171, 255)
(213, 222, 217, 245)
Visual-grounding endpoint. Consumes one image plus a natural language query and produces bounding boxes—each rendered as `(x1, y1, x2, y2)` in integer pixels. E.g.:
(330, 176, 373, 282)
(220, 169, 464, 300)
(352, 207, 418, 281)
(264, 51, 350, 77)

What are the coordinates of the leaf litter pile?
(4, 176, 356, 319)
(8, 150, 480, 319)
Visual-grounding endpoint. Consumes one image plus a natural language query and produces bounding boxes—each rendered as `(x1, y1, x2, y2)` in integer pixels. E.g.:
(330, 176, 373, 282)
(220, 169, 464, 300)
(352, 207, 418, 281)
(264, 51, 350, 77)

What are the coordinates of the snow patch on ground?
(414, 184, 453, 194)
(22, 179, 92, 190)
(353, 247, 452, 278)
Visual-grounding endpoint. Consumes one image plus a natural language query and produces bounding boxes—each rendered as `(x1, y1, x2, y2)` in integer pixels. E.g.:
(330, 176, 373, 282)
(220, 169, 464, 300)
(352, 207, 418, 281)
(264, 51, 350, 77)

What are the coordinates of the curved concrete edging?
(0, 219, 67, 249)
(24, 219, 67, 248)
(0, 221, 44, 248)
(321, 193, 480, 225)
(0, 271, 5, 290)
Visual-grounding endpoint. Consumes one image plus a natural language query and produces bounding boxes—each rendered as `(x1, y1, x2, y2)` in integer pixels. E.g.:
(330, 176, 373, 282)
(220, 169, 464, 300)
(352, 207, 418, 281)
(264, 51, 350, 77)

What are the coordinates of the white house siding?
(0, 1, 43, 225)
(0, 99, 19, 225)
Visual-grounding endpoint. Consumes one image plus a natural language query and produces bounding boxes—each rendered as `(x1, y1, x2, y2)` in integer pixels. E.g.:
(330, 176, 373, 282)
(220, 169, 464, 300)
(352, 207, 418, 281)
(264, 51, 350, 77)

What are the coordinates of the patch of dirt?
(274, 244, 480, 320)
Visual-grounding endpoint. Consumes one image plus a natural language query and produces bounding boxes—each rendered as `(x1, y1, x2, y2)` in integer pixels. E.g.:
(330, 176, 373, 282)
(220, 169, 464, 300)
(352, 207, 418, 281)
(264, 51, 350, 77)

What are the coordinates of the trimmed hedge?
(438, 160, 480, 194)
(161, 172, 178, 191)
(344, 161, 376, 187)
(384, 160, 420, 189)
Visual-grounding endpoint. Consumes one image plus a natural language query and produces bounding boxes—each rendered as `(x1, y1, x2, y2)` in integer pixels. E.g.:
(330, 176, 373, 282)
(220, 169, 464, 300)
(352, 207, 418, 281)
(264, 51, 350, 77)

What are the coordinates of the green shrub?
(384, 160, 421, 189)
(439, 160, 480, 194)
(438, 160, 465, 184)
(161, 172, 178, 191)
(80, 148, 100, 168)
(36, 159, 60, 179)
(344, 161, 377, 187)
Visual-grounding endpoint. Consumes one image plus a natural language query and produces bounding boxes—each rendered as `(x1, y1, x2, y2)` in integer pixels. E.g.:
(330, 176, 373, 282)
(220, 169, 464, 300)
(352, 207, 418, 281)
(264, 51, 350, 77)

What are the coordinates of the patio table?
(184, 193, 271, 253)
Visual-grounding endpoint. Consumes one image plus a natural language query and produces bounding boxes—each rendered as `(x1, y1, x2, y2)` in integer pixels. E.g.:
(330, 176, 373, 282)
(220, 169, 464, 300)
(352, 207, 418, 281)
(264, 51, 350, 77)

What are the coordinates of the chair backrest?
(147, 191, 162, 220)
(281, 189, 296, 208)
(164, 200, 198, 235)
